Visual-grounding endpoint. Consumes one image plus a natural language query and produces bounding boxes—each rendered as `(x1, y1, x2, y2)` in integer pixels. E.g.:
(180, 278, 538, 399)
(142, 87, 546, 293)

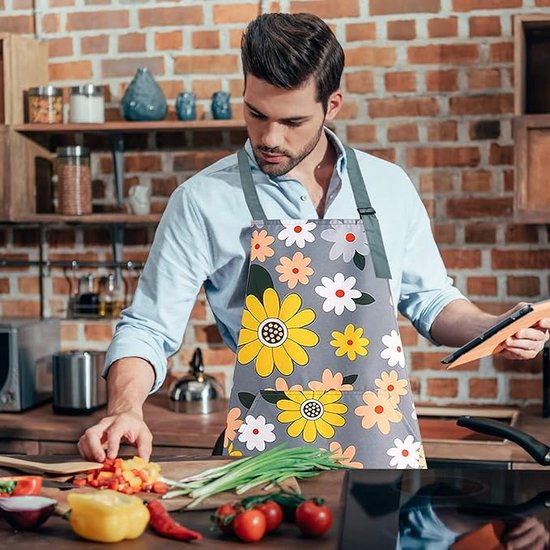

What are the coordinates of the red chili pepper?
(146, 499, 202, 542)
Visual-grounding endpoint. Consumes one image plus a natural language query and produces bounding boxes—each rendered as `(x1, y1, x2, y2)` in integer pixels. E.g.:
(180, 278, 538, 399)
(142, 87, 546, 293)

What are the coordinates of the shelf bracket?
(111, 133, 125, 205)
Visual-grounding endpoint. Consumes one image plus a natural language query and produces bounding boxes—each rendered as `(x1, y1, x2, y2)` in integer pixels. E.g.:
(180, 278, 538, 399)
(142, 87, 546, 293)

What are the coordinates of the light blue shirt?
(105, 129, 465, 391)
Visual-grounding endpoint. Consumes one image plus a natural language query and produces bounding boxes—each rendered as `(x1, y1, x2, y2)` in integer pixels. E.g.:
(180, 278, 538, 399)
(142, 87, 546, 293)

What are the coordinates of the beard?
(252, 124, 324, 177)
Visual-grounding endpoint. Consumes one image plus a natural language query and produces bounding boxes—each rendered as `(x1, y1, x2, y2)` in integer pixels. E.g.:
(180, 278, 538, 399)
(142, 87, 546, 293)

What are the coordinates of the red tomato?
(213, 503, 239, 534)
(233, 509, 266, 543)
(295, 499, 332, 537)
(255, 500, 283, 533)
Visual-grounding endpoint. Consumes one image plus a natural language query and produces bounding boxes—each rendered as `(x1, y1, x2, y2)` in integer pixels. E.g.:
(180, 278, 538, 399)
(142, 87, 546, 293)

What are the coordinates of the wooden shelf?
(13, 119, 246, 134)
(0, 213, 162, 224)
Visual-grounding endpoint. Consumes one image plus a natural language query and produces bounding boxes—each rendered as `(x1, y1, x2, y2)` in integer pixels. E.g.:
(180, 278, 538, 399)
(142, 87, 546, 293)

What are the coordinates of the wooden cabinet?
(513, 15, 550, 223)
(0, 393, 224, 459)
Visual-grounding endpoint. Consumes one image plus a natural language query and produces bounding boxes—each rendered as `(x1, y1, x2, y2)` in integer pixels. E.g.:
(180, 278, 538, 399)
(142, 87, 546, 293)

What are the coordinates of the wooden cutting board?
(44, 459, 300, 514)
(0, 455, 103, 475)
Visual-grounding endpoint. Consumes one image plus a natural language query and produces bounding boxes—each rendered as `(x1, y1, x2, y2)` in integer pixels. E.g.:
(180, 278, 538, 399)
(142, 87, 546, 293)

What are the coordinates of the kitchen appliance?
(340, 467, 550, 550)
(0, 318, 59, 412)
(168, 348, 225, 414)
(52, 350, 106, 414)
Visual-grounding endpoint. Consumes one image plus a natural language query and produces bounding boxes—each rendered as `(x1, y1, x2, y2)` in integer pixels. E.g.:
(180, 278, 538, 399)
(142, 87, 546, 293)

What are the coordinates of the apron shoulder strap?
(237, 148, 267, 220)
(344, 146, 392, 280)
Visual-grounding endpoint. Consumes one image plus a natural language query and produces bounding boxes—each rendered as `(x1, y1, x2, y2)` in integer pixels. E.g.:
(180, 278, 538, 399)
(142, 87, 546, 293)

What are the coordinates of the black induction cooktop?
(340, 468, 550, 549)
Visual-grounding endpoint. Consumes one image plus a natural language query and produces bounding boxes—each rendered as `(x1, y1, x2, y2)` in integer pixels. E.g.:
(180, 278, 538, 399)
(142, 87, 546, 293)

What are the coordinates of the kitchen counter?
(0, 464, 346, 549)
(0, 394, 549, 467)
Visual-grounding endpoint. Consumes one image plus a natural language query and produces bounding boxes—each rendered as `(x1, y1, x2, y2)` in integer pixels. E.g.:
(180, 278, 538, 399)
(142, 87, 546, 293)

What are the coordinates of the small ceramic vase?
(128, 184, 151, 215)
(121, 67, 167, 122)
(211, 91, 232, 120)
(176, 92, 197, 121)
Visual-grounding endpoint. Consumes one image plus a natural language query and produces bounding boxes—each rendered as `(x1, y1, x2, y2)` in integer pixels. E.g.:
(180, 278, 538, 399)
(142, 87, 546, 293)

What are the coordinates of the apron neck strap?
(238, 148, 266, 220)
(237, 146, 392, 280)
(343, 146, 392, 280)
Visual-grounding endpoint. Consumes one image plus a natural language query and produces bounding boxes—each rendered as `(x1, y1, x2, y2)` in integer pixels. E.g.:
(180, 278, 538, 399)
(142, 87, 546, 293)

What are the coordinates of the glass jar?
(56, 146, 92, 215)
(70, 84, 105, 123)
(28, 86, 63, 123)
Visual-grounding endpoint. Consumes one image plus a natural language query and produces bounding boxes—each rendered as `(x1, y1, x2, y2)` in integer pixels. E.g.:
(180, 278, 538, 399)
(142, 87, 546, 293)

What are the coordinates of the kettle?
(168, 348, 225, 414)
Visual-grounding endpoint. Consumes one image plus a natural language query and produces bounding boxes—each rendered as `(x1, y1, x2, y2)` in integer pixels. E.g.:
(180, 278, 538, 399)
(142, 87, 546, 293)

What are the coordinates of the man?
(78, 13, 549, 466)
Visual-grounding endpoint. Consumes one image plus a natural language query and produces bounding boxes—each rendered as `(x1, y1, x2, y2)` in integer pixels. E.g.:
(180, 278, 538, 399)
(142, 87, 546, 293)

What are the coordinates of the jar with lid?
(70, 85, 105, 123)
(56, 146, 92, 215)
(27, 86, 63, 123)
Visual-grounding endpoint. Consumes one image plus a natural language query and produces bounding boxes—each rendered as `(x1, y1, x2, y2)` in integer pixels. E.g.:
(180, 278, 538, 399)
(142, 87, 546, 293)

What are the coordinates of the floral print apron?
(223, 146, 426, 469)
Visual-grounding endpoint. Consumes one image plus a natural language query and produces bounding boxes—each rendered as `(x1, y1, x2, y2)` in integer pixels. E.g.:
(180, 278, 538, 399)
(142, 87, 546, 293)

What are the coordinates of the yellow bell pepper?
(68, 490, 150, 543)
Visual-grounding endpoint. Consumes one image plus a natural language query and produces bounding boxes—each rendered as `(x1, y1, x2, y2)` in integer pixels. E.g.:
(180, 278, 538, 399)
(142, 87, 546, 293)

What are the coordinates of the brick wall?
(1, 0, 549, 406)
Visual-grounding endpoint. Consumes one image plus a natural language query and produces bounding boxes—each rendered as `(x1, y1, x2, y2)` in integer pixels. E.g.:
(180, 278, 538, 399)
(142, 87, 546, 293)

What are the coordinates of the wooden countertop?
(0, 392, 227, 452)
(1, 395, 549, 466)
(0, 464, 346, 549)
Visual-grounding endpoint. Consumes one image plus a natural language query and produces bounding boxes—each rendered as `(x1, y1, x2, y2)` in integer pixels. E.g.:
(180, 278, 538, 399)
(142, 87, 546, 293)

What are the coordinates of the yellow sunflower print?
(276, 391, 348, 443)
(237, 288, 319, 377)
(330, 323, 370, 360)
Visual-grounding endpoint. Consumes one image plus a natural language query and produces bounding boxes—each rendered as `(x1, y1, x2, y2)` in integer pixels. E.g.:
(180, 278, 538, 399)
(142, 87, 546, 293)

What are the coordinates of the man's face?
(243, 75, 341, 177)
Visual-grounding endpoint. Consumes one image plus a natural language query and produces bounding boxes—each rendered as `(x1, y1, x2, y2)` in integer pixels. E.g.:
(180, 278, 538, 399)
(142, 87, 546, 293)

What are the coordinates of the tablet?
(441, 303, 535, 367)
(441, 300, 550, 369)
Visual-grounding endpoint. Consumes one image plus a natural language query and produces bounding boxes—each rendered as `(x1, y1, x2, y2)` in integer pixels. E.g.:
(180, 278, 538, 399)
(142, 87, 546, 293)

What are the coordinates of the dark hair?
(241, 13, 345, 110)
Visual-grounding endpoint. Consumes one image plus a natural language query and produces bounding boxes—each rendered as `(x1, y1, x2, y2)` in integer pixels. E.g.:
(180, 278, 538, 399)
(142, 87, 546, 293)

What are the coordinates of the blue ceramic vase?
(121, 67, 167, 122)
(211, 91, 232, 120)
(176, 92, 197, 121)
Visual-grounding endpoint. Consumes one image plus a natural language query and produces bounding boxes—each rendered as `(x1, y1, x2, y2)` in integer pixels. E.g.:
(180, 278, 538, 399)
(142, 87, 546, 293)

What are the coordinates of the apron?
(222, 146, 426, 469)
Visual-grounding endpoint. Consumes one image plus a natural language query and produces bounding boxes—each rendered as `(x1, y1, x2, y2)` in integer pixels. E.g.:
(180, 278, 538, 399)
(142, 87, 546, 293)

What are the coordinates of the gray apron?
(223, 146, 426, 469)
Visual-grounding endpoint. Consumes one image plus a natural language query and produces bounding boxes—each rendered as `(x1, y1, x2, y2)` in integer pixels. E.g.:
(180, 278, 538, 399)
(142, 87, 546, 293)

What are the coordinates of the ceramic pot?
(121, 68, 167, 122)
(211, 91, 231, 120)
(176, 92, 197, 121)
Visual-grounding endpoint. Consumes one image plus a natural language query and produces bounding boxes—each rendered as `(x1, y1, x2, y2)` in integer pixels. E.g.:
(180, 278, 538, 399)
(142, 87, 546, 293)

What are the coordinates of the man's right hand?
(78, 356, 157, 462)
(78, 410, 153, 463)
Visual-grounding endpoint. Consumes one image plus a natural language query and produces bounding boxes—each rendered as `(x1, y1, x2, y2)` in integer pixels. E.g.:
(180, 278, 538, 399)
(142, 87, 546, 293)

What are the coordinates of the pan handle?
(457, 416, 550, 466)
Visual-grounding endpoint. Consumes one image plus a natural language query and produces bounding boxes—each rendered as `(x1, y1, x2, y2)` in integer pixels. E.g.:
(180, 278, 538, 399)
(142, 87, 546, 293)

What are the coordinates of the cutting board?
(43, 459, 300, 514)
(0, 455, 103, 475)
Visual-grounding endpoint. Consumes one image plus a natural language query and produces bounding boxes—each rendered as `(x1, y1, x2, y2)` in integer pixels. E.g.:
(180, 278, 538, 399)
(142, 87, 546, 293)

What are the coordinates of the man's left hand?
(497, 304, 550, 360)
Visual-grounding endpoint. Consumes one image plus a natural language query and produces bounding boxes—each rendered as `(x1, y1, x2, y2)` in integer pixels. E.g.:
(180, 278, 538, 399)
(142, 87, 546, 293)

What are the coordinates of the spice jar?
(56, 146, 92, 215)
(28, 86, 63, 123)
(70, 85, 105, 123)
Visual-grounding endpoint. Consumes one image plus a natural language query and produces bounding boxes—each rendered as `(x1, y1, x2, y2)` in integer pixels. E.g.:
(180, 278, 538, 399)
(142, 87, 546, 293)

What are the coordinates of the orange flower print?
(329, 442, 364, 468)
(250, 229, 275, 262)
(308, 368, 354, 391)
(223, 407, 243, 448)
(274, 377, 304, 391)
(375, 370, 408, 405)
(275, 252, 314, 289)
(354, 390, 402, 435)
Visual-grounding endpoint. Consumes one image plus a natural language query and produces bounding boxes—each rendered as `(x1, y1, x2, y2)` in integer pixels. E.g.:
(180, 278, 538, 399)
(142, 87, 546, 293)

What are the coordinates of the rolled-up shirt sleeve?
(104, 183, 213, 393)
(397, 172, 468, 343)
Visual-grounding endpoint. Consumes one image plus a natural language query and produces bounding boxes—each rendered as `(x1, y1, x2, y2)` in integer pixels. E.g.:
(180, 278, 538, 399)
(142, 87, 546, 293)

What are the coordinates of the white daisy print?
(277, 220, 316, 248)
(387, 435, 421, 469)
(321, 223, 370, 262)
(380, 330, 405, 368)
(411, 407, 418, 420)
(237, 415, 276, 451)
(315, 273, 362, 315)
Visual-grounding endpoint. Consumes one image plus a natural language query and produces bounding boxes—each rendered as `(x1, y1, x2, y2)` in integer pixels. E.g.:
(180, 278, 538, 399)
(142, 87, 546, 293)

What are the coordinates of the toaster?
(0, 318, 60, 411)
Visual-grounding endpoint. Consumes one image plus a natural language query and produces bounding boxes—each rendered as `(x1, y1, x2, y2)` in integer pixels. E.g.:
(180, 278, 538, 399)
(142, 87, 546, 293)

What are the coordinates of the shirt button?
(300, 195, 307, 201)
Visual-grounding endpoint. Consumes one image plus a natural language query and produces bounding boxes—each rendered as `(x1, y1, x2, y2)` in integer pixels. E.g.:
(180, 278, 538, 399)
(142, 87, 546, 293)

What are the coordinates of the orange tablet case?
(445, 299, 550, 369)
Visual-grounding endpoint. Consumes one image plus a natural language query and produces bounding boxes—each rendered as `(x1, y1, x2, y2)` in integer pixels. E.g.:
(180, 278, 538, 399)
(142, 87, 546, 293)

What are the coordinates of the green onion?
(160, 444, 349, 509)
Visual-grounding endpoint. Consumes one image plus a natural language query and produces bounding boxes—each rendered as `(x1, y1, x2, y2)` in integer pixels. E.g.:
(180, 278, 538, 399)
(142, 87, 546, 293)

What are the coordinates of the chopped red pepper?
(147, 499, 202, 542)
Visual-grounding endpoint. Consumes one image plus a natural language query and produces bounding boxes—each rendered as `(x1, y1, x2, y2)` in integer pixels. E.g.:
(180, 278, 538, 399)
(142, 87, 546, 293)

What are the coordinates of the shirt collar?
(243, 126, 348, 185)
